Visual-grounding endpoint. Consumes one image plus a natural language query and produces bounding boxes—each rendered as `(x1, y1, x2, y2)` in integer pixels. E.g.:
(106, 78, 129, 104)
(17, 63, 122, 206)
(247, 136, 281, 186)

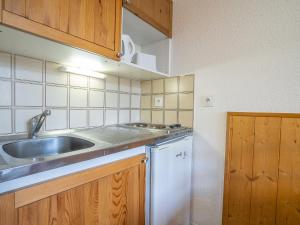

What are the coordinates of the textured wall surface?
(171, 1, 300, 225)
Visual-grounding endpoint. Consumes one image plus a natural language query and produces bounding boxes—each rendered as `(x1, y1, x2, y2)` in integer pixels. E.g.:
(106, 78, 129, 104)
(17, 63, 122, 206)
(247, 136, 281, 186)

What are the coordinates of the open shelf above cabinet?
(0, 25, 169, 80)
(122, 8, 171, 76)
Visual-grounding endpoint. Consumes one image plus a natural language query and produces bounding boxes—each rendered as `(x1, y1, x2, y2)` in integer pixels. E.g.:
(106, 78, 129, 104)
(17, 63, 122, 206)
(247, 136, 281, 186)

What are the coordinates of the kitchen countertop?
(0, 125, 191, 184)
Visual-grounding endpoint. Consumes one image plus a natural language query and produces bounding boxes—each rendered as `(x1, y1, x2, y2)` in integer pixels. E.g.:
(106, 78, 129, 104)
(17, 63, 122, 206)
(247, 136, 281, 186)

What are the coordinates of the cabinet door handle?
(176, 152, 182, 157)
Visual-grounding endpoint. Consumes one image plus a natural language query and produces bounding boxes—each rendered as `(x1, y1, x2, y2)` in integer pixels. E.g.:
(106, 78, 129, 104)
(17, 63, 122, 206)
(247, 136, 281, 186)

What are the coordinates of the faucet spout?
(30, 110, 51, 139)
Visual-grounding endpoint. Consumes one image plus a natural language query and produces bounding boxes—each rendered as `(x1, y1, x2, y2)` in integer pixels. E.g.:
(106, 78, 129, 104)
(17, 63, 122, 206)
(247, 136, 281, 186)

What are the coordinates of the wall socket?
(200, 96, 215, 107)
(154, 96, 164, 107)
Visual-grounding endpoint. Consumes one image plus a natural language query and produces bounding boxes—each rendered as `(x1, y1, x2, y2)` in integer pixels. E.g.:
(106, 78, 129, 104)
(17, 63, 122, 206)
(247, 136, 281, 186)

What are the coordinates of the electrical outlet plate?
(200, 96, 215, 107)
(154, 96, 164, 107)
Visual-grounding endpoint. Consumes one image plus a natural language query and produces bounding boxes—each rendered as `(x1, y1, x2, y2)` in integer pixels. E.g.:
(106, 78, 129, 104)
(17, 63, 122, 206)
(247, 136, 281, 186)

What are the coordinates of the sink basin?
(2, 136, 95, 159)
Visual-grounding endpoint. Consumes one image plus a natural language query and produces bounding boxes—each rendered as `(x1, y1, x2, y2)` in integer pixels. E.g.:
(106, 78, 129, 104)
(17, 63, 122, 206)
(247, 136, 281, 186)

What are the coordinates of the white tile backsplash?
(70, 110, 88, 128)
(46, 109, 67, 130)
(90, 77, 105, 89)
(46, 86, 68, 107)
(119, 110, 130, 124)
(15, 82, 43, 107)
(131, 110, 141, 123)
(106, 92, 118, 108)
(70, 74, 88, 87)
(106, 75, 118, 91)
(46, 62, 68, 85)
(89, 110, 104, 127)
(70, 88, 88, 107)
(89, 90, 104, 108)
(105, 109, 118, 125)
(131, 80, 141, 94)
(0, 52, 142, 135)
(15, 55, 43, 82)
(0, 80, 11, 106)
(120, 94, 130, 108)
(120, 78, 130, 93)
(131, 95, 141, 109)
(0, 109, 12, 134)
(0, 52, 11, 78)
(15, 109, 42, 133)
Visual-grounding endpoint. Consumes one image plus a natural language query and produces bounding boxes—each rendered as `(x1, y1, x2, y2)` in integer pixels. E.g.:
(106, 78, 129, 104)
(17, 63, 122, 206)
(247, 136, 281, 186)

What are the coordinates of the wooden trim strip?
(222, 114, 233, 225)
(114, 0, 122, 54)
(2, 11, 120, 61)
(15, 154, 145, 208)
(0, 0, 3, 22)
(228, 112, 300, 118)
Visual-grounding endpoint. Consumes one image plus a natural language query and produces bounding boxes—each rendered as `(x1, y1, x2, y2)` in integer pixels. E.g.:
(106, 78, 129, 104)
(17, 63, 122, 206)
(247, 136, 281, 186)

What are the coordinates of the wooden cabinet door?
(1, 0, 122, 60)
(123, 0, 172, 37)
(17, 163, 145, 225)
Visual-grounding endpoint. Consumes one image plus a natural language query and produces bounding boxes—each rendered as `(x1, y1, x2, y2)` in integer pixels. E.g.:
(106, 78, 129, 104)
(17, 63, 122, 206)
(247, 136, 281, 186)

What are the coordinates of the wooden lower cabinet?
(0, 154, 146, 225)
(223, 113, 300, 225)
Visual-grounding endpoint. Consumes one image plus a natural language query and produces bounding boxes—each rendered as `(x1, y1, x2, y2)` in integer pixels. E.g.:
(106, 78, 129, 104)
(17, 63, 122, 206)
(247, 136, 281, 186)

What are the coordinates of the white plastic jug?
(121, 34, 135, 63)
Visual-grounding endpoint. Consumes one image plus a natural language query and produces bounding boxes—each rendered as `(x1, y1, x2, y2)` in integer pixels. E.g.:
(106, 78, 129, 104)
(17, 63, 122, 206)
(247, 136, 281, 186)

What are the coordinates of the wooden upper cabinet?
(123, 0, 173, 37)
(1, 0, 122, 60)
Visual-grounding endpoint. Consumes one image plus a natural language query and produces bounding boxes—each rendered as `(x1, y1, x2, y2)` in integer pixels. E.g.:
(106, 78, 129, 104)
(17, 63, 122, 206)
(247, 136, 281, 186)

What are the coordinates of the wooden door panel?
(226, 116, 255, 225)
(250, 117, 281, 225)
(277, 118, 300, 225)
(4, 0, 25, 16)
(25, 0, 61, 30)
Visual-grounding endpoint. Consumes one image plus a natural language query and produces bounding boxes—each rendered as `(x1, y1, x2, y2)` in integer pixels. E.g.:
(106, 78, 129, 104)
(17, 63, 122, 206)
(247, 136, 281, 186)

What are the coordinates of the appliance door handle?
(176, 152, 183, 157)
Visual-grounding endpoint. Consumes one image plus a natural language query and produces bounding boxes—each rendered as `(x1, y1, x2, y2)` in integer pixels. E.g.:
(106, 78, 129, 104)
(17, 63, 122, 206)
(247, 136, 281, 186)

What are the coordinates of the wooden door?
(277, 118, 300, 225)
(1, 0, 122, 60)
(123, 0, 172, 37)
(223, 113, 300, 225)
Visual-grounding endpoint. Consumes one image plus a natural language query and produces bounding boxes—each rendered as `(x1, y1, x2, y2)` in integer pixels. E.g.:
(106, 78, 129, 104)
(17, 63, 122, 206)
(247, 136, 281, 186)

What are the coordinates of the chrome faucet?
(30, 110, 51, 139)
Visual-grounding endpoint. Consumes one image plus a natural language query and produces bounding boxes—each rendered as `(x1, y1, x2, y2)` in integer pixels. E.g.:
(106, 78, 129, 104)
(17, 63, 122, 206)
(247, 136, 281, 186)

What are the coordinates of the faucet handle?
(44, 110, 51, 116)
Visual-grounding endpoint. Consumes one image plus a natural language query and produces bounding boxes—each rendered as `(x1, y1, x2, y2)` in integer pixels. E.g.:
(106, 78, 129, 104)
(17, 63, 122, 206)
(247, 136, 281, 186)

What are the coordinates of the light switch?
(200, 96, 215, 107)
(154, 96, 164, 107)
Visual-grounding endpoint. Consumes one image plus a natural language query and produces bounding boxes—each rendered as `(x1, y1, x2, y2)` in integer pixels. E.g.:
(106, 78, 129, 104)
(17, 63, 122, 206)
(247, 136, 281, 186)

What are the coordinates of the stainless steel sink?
(2, 136, 95, 159)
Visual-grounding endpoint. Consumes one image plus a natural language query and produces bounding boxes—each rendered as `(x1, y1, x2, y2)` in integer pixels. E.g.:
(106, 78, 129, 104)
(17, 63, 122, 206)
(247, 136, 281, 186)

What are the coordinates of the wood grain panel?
(59, 0, 69, 33)
(94, 0, 116, 50)
(4, 0, 25, 16)
(25, 0, 60, 29)
(18, 196, 57, 225)
(0, 193, 16, 225)
(15, 154, 145, 207)
(2, 11, 119, 60)
(225, 116, 255, 225)
(57, 186, 84, 225)
(68, 0, 94, 42)
(277, 118, 300, 225)
(123, 0, 172, 37)
(250, 117, 281, 225)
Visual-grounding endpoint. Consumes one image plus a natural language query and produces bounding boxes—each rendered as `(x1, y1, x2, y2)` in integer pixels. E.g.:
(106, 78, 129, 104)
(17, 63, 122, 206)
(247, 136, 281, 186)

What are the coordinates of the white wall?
(171, 1, 300, 225)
